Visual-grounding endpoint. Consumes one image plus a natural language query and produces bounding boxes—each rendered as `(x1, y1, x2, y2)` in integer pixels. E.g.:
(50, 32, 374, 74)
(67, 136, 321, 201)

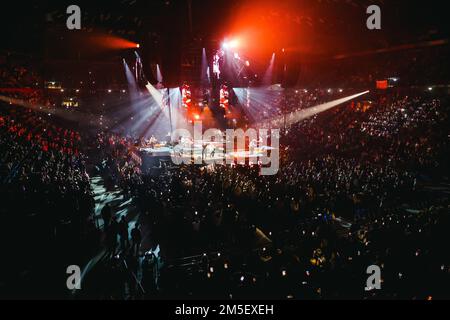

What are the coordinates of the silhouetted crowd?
(105, 90, 450, 299)
(1, 80, 449, 299)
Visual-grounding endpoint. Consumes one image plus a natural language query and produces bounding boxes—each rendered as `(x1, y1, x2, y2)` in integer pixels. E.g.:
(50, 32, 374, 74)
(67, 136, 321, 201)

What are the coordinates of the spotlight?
(245, 60, 250, 67)
(136, 43, 140, 48)
(194, 114, 200, 120)
(229, 39, 239, 48)
(222, 38, 239, 50)
(234, 52, 239, 59)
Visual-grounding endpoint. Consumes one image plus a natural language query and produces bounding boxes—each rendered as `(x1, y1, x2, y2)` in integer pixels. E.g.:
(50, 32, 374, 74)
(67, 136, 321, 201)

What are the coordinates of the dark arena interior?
(0, 0, 449, 303)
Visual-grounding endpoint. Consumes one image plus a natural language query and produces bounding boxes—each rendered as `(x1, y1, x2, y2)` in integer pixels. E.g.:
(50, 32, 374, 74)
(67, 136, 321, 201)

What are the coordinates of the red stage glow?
(224, 0, 317, 59)
(87, 34, 139, 50)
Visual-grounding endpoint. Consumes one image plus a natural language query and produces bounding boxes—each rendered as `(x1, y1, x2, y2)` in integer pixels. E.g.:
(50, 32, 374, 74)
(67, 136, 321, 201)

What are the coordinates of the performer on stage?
(249, 138, 258, 155)
(149, 135, 158, 148)
(203, 143, 216, 159)
(210, 144, 216, 159)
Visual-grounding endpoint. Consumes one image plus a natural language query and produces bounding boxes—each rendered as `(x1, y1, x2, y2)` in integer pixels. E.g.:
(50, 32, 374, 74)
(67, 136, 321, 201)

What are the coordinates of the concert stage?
(137, 141, 277, 173)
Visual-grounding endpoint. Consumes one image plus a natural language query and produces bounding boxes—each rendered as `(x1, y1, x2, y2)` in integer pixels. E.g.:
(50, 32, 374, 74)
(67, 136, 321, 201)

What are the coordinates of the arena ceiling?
(2, 0, 448, 56)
